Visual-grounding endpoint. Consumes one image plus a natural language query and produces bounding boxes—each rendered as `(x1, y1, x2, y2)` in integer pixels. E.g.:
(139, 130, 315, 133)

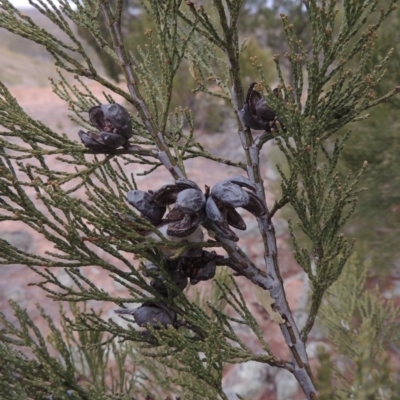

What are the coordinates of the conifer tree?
(0, 0, 399, 399)
(338, 5, 400, 271)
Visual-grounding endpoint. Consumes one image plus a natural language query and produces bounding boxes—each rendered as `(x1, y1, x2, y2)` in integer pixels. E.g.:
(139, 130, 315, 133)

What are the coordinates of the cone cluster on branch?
(78, 103, 133, 152)
(242, 82, 283, 132)
(127, 177, 267, 242)
(115, 176, 267, 330)
(77, 104, 270, 331)
(78, 90, 284, 155)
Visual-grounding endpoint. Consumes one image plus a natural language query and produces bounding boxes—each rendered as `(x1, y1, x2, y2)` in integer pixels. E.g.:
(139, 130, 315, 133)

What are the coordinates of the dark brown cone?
(209, 219, 239, 242)
(89, 106, 114, 132)
(78, 131, 111, 153)
(166, 214, 198, 237)
(242, 191, 267, 217)
(226, 207, 246, 230)
(164, 208, 185, 221)
(243, 83, 281, 132)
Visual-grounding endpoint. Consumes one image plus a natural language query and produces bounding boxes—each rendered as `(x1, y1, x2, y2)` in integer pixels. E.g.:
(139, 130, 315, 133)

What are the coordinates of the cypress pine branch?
(1, 0, 399, 398)
(210, 0, 317, 397)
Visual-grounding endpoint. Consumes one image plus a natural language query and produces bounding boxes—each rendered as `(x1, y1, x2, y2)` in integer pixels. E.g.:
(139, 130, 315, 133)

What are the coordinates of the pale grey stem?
(234, 107, 318, 399)
(98, 0, 185, 180)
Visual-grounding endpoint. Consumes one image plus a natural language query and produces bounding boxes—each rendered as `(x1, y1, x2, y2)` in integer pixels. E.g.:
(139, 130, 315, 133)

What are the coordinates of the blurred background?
(1, 0, 399, 398)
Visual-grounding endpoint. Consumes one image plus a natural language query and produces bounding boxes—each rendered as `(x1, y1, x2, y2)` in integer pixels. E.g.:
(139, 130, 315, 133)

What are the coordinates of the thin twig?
(212, 1, 318, 398)
(98, 0, 184, 180)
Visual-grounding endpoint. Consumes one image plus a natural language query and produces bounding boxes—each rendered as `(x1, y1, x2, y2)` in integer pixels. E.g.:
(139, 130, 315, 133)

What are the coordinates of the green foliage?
(318, 254, 400, 399)
(76, 2, 276, 132)
(0, 0, 399, 398)
(337, 6, 400, 272)
(256, 0, 399, 340)
(0, 300, 219, 399)
(238, 0, 314, 90)
(0, 301, 138, 400)
(239, 35, 276, 85)
(0, 273, 278, 400)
